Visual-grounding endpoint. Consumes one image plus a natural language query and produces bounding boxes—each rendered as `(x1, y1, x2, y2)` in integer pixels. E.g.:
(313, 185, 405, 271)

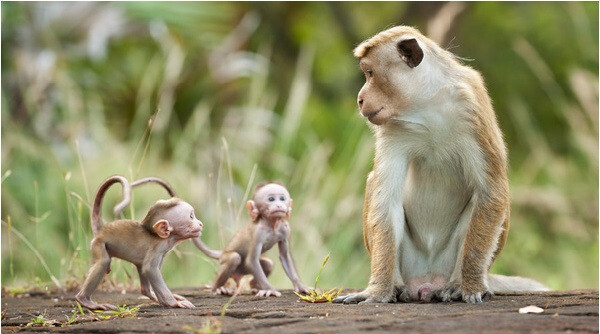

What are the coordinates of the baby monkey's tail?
(112, 177, 178, 216)
(192, 238, 223, 259)
(91, 175, 131, 236)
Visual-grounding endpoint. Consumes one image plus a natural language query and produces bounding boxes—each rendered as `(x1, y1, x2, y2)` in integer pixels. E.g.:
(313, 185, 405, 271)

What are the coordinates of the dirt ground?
(1, 288, 598, 333)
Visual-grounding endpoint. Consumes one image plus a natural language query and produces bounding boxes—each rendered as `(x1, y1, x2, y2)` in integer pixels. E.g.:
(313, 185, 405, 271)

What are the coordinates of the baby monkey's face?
(254, 184, 292, 220)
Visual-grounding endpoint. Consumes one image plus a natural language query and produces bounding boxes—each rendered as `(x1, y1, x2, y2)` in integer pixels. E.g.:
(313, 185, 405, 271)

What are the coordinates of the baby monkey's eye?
(268, 197, 275, 202)
(190, 211, 194, 219)
(280, 196, 285, 201)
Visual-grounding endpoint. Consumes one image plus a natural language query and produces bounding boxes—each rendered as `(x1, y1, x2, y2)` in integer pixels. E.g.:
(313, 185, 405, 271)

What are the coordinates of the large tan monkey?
(334, 26, 547, 304)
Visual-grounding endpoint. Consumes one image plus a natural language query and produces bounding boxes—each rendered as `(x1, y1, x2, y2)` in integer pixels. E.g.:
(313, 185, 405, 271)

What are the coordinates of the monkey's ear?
(397, 38, 423, 68)
(153, 220, 172, 238)
(246, 200, 259, 222)
(286, 199, 293, 219)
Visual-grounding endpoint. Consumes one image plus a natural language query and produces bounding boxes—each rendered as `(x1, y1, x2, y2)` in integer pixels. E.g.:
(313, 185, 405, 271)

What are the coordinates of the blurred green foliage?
(1, 2, 597, 292)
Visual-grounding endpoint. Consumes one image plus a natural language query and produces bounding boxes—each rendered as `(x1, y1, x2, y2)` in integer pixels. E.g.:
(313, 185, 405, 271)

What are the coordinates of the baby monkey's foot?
(254, 289, 281, 297)
(76, 297, 117, 311)
(214, 287, 236, 296)
(167, 299, 195, 309)
(172, 294, 187, 301)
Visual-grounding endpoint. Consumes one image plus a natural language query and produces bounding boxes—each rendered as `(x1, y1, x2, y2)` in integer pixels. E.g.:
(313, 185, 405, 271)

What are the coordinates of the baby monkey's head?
(142, 198, 203, 240)
(247, 182, 292, 222)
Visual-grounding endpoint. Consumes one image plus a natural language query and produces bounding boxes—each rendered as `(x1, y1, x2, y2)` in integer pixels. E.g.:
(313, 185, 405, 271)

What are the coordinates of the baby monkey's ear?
(246, 200, 260, 222)
(287, 199, 293, 219)
(153, 220, 173, 238)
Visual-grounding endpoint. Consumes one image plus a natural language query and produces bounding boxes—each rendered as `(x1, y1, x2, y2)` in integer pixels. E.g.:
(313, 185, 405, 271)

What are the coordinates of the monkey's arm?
(246, 232, 277, 294)
(460, 190, 509, 303)
(335, 159, 409, 304)
(278, 237, 309, 294)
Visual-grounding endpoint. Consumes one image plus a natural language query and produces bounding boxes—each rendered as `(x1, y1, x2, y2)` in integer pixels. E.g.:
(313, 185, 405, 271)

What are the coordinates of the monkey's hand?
(214, 287, 236, 296)
(430, 282, 492, 303)
(255, 289, 281, 297)
(333, 285, 396, 304)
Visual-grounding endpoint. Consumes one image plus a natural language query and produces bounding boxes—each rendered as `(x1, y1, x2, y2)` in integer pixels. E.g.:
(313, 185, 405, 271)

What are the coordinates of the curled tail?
(488, 274, 549, 293)
(192, 238, 222, 259)
(113, 176, 178, 217)
(91, 176, 131, 235)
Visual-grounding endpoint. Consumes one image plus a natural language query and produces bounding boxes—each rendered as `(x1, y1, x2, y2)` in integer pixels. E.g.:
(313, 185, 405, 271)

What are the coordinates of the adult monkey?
(334, 26, 547, 304)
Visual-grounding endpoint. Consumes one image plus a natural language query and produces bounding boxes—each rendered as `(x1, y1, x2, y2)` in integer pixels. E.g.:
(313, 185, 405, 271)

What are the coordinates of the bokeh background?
(2, 2, 598, 293)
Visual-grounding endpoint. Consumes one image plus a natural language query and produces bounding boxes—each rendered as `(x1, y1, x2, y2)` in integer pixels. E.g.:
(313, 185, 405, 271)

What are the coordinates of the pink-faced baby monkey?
(193, 182, 309, 297)
(76, 175, 203, 310)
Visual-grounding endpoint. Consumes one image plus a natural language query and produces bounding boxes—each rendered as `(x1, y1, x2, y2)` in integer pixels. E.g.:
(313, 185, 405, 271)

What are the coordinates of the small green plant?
(295, 254, 343, 303)
(62, 303, 86, 327)
(26, 313, 58, 327)
(94, 304, 140, 319)
(183, 318, 222, 334)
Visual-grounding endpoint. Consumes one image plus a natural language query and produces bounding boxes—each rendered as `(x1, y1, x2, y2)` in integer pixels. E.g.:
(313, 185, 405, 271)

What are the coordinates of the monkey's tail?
(92, 175, 131, 236)
(112, 177, 178, 216)
(192, 238, 223, 259)
(488, 274, 549, 292)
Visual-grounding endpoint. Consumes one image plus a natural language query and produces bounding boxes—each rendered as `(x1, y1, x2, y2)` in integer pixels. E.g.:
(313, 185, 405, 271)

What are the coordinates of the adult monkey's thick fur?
(334, 26, 547, 304)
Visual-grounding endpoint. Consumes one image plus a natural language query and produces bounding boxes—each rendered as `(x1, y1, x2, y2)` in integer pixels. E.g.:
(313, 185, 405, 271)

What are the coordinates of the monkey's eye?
(190, 212, 194, 219)
(280, 196, 285, 201)
(268, 197, 275, 202)
(366, 70, 373, 77)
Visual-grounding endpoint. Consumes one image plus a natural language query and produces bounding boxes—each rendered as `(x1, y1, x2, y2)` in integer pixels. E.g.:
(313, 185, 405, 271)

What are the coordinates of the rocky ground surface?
(1, 288, 598, 333)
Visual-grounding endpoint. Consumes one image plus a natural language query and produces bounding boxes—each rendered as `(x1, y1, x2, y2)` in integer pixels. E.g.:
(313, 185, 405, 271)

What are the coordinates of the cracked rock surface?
(2, 288, 598, 333)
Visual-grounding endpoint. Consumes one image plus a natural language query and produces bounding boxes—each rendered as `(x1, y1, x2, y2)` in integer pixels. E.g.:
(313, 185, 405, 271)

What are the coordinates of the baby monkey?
(193, 182, 309, 297)
(76, 175, 203, 310)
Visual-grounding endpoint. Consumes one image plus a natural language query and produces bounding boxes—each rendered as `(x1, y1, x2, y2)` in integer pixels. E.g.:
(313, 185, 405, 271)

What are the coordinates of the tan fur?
(335, 26, 546, 305)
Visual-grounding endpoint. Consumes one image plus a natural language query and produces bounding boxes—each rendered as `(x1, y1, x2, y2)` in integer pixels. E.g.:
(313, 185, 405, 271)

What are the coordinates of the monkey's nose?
(358, 98, 364, 108)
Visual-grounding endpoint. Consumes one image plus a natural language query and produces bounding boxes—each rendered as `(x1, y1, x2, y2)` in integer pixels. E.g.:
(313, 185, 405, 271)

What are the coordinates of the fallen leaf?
(519, 305, 544, 314)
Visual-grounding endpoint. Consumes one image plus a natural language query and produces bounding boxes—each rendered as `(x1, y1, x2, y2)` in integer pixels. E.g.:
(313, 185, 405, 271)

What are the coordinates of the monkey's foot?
(395, 285, 411, 303)
(293, 283, 311, 295)
(172, 293, 186, 301)
(171, 299, 195, 309)
(255, 289, 281, 297)
(214, 287, 236, 296)
(76, 297, 117, 311)
(463, 291, 493, 303)
(333, 287, 396, 304)
(431, 283, 492, 303)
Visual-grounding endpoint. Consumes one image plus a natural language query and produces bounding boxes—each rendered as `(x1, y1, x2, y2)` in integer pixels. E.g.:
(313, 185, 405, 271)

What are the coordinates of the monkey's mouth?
(362, 107, 383, 123)
(269, 210, 287, 216)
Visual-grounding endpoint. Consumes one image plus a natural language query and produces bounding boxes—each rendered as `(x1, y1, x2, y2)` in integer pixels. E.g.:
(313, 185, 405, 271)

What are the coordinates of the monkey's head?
(354, 26, 454, 126)
(142, 198, 203, 240)
(246, 182, 292, 222)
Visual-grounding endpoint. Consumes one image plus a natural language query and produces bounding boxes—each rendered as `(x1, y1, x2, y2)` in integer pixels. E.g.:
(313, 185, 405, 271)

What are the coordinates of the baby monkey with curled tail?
(193, 182, 310, 297)
(76, 175, 203, 310)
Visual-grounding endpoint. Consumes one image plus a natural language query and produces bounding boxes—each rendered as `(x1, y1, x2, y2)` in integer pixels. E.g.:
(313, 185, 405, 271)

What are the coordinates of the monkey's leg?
(460, 199, 507, 303)
(76, 240, 117, 310)
(249, 257, 273, 292)
(213, 252, 242, 296)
